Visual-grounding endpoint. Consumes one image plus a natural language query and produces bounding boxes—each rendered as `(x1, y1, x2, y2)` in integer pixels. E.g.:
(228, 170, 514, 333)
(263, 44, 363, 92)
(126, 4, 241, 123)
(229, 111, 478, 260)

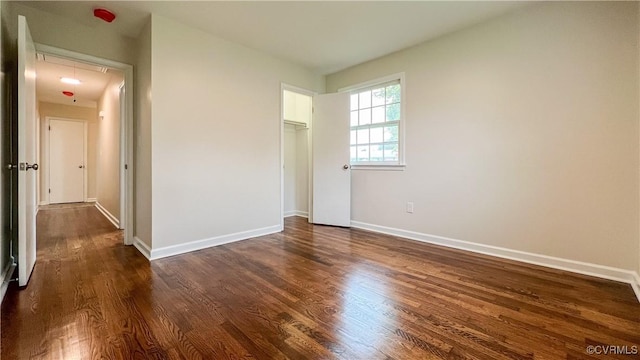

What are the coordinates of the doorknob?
(20, 163, 38, 171)
(343, 164, 350, 170)
(6, 164, 16, 170)
(79, 165, 83, 169)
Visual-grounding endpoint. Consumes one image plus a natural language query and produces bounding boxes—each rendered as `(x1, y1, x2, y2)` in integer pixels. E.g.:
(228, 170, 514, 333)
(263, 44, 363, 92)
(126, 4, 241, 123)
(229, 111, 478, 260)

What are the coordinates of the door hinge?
(48, 188, 51, 194)
(124, 164, 128, 170)
(48, 125, 51, 130)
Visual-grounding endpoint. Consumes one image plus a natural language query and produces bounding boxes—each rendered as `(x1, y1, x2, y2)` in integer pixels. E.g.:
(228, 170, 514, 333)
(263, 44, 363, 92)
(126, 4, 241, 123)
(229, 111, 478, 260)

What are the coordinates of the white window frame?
(339, 72, 406, 171)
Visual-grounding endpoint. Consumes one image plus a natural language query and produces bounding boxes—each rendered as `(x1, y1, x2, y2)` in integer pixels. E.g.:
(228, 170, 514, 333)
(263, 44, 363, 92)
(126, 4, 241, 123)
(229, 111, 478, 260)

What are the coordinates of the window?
(348, 76, 403, 166)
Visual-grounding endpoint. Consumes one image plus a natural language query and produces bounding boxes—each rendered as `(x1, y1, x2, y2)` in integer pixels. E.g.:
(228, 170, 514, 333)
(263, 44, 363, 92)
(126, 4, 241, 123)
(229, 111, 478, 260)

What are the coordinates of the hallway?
(1, 205, 138, 359)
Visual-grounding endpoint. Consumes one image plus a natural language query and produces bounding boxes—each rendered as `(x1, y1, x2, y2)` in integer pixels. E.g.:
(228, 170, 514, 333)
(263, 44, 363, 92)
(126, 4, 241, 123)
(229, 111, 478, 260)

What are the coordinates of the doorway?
(281, 85, 313, 228)
(47, 118, 86, 204)
(34, 44, 134, 245)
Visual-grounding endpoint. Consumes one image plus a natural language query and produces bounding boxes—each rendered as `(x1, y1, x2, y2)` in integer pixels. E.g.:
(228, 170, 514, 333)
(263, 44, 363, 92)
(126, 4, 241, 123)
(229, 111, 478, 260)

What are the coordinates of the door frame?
(42, 117, 88, 205)
(34, 44, 134, 245)
(118, 81, 126, 231)
(280, 83, 316, 230)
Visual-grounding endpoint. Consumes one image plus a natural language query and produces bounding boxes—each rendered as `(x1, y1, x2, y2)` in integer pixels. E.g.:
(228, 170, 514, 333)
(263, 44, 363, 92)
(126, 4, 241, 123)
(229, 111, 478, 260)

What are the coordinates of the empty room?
(1, 1, 639, 359)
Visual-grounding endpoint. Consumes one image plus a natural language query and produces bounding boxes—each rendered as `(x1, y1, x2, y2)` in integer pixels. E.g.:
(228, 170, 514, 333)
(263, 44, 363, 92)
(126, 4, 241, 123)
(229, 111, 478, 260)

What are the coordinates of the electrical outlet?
(406, 202, 414, 214)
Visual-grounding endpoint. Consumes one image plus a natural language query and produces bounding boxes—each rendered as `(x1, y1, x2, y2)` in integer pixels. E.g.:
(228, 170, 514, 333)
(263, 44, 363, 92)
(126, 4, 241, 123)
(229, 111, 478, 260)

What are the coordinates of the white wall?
(9, 3, 136, 65)
(283, 124, 309, 217)
(150, 14, 323, 249)
(38, 102, 98, 202)
(97, 73, 123, 220)
(135, 18, 152, 247)
(283, 124, 296, 215)
(296, 128, 309, 214)
(327, 2, 640, 271)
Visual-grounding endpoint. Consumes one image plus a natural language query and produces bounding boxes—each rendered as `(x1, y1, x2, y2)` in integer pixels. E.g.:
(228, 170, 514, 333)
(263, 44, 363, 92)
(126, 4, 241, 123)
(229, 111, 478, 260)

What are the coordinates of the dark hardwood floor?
(1, 206, 639, 359)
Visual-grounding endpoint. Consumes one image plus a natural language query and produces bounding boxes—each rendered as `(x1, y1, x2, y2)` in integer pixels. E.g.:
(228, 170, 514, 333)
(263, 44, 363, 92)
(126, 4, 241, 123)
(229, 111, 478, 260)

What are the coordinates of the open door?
(17, 15, 38, 287)
(311, 93, 350, 227)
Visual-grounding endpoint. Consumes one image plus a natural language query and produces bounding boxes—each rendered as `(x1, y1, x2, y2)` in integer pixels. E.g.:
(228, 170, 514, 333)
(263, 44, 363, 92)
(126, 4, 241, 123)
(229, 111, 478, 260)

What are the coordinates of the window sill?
(350, 164, 406, 171)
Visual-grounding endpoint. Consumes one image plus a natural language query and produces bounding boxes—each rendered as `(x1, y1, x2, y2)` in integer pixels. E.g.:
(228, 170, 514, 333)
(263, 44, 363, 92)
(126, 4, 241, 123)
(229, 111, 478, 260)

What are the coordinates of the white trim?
(133, 236, 151, 260)
(351, 220, 640, 303)
(86, 197, 97, 203)
(118, 83, 127, 232)
(284, 210, 309, 218)
(0, 261, 16, 304)
(94, 202, 119, 229)
(38, 201, 48, 206)
(631, 272, 640, 302)
(36, 43, 134, 246)
(150, 225, 281, 260)
(351, 164, 406, 171)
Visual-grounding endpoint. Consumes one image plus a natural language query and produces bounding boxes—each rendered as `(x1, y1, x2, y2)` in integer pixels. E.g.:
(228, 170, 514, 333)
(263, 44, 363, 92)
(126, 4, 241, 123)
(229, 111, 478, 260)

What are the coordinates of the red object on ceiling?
(94, 8, 116, 23)
(62, 91, 74, 97)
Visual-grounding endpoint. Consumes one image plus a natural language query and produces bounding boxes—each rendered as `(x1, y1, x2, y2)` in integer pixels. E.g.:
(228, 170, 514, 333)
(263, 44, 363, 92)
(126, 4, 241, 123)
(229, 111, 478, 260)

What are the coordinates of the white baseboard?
(149, 225, 281, 260)
(95, 202, 120, 229)
(284, 210, 308, 218)
(86, 198, 97, 203)
(38, 201, 48, 206)
(133, 236, 152, 260)
(631, 272, 640, 302)
(0, 261, 16, 304)
(351, 220, 640, 303)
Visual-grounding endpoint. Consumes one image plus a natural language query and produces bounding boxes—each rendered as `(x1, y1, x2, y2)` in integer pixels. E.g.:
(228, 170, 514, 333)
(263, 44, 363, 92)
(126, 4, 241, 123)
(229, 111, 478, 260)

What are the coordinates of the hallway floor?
(1, 207, 639, 359)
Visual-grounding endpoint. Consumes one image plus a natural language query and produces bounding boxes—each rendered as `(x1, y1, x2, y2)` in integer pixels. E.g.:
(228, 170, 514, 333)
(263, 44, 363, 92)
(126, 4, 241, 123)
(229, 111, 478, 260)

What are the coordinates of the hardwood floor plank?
(2, 208, 638, 359)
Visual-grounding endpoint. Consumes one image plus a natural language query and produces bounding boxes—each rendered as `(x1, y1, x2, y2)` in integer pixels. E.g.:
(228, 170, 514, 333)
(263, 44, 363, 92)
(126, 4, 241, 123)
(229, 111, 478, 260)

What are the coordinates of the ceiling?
(19, 1, 530, 75)
(36, 54, 122, 108)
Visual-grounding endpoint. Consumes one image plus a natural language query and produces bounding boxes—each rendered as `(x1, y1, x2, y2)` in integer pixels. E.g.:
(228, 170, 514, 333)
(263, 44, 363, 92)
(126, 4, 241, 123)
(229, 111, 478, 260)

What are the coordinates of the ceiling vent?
(36, 53, 109, 74)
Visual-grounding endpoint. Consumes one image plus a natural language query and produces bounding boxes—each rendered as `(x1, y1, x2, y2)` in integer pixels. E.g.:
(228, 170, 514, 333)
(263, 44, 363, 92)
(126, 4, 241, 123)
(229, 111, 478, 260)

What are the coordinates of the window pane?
(372, 87, 385, 106)
(370, 127, 383, 143)
(350, 111, 358, 127)
(386, 84, 400, 104)
(357, 145, 369, 161)
(350, 130, 357, 145)
(356, 129, 369, 144)
(372, 106, 385, 124)
(359, 90, 371, 109)
(350, 94, 358, 111)
(350, 146, 357, 162)
(384, 143, 399, 161)
(370, 144, 384, 161)
(359, 108, 371, 125)
(384, 125, 398, 142)
(386, 103, 400, 121)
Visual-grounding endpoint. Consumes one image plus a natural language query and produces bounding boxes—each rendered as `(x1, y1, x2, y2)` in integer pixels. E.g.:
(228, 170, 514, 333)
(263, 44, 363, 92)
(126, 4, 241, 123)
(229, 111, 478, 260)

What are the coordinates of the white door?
(17, 15, 37, 287)
(49, 120, 84, 204)
(312, 93, 351, 227)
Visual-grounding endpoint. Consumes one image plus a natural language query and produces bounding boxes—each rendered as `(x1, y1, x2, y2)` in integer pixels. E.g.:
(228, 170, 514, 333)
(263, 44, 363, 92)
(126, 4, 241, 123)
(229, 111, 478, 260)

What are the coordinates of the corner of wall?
(133, 15, 152, 249)
(637, 0, 640, 281)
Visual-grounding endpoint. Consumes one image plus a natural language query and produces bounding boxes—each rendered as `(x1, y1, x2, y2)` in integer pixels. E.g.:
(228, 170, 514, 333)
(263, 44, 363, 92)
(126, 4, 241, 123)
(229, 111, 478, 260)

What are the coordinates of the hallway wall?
(97, 73, 123, 222)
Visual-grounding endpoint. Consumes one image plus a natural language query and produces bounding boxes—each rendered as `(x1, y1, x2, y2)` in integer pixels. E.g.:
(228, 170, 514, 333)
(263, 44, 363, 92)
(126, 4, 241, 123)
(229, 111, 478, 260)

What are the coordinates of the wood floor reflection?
(2, 206, 639, 359)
